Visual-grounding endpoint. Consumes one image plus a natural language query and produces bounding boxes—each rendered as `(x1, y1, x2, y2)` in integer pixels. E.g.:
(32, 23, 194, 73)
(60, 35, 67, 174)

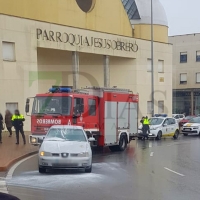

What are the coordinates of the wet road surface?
(6, 136, 200, 200)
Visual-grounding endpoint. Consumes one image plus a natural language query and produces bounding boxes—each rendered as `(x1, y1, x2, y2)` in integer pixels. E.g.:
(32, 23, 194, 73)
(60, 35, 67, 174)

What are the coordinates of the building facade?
(0, 0, 172, 131)
(169, 33, 200, 115)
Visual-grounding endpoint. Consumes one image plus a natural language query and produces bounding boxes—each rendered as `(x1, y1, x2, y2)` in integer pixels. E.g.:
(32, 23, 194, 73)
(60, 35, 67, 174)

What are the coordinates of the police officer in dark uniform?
(0, 112, 3, 143)
(12, 109, 26, 145)
(142, 116, 150, 140)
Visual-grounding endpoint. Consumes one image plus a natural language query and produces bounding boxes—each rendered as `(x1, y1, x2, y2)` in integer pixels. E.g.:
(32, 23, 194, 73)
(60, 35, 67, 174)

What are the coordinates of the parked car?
(179, 115, 196, 128)
(172, 114, 185, 123)
(38, 125, 94, 173)
(182, 117, 200, 136)
(138, 117, 179, 140)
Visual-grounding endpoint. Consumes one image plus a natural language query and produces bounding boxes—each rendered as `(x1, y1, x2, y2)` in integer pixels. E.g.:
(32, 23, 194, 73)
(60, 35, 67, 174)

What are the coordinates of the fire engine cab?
(25, 86, 139, 151)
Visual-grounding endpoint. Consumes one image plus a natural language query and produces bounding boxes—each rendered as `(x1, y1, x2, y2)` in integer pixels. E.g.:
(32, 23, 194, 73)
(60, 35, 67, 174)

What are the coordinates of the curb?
(0, 151, 38, 172)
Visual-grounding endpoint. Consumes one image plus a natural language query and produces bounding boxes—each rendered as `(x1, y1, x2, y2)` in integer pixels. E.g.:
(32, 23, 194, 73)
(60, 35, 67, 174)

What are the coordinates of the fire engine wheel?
(39, 167, 46, 174)
(118, 135, 127, 151)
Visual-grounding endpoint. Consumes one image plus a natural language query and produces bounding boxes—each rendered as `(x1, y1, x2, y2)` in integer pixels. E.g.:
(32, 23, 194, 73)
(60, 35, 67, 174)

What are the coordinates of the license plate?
(184, 129, 190, 131)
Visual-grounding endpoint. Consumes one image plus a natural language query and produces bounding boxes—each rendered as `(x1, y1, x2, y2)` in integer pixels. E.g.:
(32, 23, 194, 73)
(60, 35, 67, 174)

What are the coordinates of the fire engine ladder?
(83, 86, 133, 94)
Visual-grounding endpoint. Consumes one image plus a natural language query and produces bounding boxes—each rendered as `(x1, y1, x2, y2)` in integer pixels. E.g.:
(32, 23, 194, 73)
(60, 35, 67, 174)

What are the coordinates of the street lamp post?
(151, 0, 154, 117)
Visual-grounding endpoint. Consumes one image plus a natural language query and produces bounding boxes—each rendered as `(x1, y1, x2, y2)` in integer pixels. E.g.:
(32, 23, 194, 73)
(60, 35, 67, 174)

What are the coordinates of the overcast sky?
(159, 0, 200, 36)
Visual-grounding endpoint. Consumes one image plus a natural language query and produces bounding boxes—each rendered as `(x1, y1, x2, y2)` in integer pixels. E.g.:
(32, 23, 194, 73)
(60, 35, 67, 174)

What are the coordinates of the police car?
(182, 117, 200, 136)
(138, 117, 179, 140)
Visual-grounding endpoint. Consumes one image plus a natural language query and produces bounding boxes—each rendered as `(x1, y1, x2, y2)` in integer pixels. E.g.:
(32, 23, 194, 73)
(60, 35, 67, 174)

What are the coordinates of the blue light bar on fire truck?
(49, 86, 72, 93)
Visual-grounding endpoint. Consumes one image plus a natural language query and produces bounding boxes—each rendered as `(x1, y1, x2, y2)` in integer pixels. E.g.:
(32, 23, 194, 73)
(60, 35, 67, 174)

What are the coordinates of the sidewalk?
(0, 131, 38, 172)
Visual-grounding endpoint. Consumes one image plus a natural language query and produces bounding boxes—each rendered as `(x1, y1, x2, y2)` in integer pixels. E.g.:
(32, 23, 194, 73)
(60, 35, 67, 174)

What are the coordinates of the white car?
(38, 125, 94, 173)
(182, 117, 200, 136)
(172, 114, 185, 123)
(138, 117, 179, 140)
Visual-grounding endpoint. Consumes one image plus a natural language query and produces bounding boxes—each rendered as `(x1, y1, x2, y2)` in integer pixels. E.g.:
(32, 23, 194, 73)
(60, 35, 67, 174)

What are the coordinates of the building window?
(147, 101, 152, 114)
(147, 58, 151, 72)
(158, 60, 164, 73)
(6, 103, 18, 114)
(196, 51, 200, 62)
(158, 101, 164, 114)
(2, 42, 15, 61)
(196, 73, 200, 83)
(180, 73, 187, 84)
(88, 99, 96, 116)
(180, 52, 187, 63)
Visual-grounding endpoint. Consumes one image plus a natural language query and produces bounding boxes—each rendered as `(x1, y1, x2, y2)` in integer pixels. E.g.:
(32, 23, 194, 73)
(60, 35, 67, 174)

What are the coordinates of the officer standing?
(0, 112, 3, 144)
(142, 116, 149, 140)
(12, 109, 26, 145)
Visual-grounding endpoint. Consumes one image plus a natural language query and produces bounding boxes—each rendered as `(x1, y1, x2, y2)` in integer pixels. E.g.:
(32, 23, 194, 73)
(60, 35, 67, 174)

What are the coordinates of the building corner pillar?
(103, 55, 110, 87)
(72, 51, 79, 90)
(191, 90, 194, 115)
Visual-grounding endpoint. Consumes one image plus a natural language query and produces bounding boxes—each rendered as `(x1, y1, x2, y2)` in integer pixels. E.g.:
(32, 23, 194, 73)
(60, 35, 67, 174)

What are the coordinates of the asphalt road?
(6, 135, 200, 200)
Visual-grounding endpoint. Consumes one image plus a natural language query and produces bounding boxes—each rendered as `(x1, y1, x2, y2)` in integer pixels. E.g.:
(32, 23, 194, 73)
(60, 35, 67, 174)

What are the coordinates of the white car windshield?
(46, 128, 87, 142)
(149, 118, 163, 125)
(188, 117, 200, 123)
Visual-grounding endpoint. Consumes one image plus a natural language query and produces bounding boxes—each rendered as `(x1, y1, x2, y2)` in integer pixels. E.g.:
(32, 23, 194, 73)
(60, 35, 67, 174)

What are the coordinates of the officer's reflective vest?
(12, 115, 25, 121)
(143, 119, 149, 125)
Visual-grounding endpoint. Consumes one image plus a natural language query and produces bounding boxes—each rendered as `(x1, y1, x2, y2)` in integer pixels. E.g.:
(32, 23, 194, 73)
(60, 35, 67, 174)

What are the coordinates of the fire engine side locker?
(104, 101, 129, 145)
(104, 101, 117, 144)
(129, 102, 138, 135)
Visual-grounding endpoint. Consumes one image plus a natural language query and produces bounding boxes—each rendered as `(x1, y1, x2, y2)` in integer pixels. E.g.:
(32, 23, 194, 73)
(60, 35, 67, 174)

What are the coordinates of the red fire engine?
(26, 86, 139, 151)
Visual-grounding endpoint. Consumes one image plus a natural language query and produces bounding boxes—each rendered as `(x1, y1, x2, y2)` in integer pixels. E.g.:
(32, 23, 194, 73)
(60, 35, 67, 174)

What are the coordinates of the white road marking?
(150, 152, 154, 157)
(0, 177, 8, 194)
(6, 154, 36, 180)
(164, 167, 185, 177)
(149, 142, 153, 148)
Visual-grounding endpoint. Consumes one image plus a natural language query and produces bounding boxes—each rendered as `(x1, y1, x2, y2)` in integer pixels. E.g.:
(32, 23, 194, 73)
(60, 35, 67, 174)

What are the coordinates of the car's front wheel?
(85, 165, 92, 173)
(183, 133, 188, 136)
(173, 130, 179, 139)
(39, 167, 46, 174)
(156, 131, 162, 140)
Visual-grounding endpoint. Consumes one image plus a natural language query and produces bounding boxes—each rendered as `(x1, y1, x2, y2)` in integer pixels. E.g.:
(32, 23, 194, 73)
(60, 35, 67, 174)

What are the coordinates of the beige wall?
(0, 0, 132, 37)
(0, 14, 172, 131)
(169, 34, 200, 90)
(135, 40, 172, 118)
(134, 24, 169, 43)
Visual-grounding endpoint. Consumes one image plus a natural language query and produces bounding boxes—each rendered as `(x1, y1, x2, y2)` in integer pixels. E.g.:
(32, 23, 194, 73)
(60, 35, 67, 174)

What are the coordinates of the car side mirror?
(88, 137, 95, 142)
(163, 123, 167, 127)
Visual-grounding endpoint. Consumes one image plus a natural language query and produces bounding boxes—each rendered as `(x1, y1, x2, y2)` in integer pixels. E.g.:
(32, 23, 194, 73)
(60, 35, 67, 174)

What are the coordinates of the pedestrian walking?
(12, 109, 26, 145)
(5, 109, 13, 137)
(0, 112, 3, 143)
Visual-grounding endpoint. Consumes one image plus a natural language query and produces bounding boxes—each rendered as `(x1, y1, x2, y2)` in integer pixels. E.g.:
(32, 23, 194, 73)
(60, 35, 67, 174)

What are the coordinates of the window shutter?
(196, 73, 200, 83)
(158, 60, 164, 73)
(2, 42, 15, 61)
(180, 74, 187, 81)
